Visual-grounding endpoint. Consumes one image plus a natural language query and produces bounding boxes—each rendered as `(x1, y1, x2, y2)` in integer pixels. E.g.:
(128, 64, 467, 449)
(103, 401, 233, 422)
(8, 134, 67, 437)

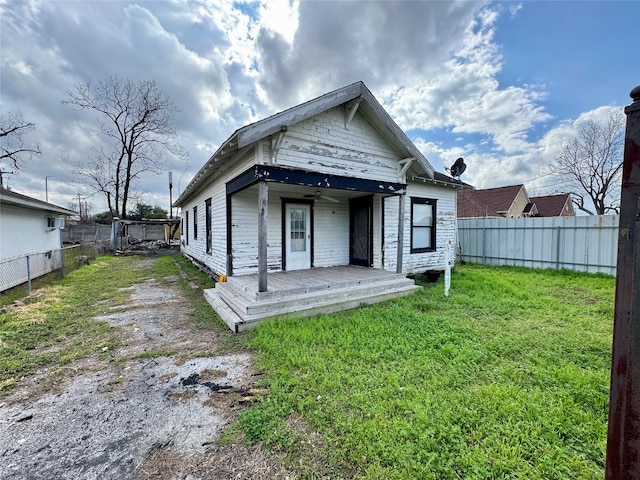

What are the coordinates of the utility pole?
(45, 176, 53, 202)
(168, 171, 173, 219)
(0, 170, 15, 188)
(606, 85, 640, 479)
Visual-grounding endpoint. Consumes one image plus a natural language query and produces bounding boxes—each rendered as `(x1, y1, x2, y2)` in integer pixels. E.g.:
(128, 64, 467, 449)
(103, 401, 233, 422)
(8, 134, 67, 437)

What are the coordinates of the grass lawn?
(241, 264, 614, 479)
(0, 253, 227, 394)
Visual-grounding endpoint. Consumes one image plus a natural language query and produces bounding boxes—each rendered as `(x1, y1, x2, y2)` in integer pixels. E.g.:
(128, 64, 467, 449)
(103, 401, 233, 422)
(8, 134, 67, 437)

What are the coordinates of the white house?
(0, 187, 77, 292)
(174, 82, 469, 331)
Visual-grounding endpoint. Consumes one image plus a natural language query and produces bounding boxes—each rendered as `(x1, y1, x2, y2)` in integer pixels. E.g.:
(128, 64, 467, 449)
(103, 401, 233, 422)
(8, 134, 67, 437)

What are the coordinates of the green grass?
(242, 264, 614, 479)
(0, 252, 241, 395)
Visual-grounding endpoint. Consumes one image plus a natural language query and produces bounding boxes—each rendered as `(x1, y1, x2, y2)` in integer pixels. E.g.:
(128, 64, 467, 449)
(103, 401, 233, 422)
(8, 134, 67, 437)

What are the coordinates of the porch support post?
(396, 193, 405, 274)
(258, 181, 269, 292)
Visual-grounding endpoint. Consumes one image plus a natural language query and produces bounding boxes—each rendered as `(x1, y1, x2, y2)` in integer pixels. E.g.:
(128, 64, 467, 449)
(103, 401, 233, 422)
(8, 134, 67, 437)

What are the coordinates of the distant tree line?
(92, 202, 169, 224)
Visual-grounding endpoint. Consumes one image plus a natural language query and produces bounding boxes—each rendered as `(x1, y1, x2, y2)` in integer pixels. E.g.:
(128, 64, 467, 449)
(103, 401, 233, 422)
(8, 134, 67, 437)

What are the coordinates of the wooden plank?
(396, 194, 405, 273)
(258, 181, 268, 292)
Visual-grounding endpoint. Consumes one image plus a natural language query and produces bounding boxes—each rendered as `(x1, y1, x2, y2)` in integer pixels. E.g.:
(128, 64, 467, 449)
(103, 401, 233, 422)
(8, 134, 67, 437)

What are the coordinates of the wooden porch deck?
(204, 266, 422, 332)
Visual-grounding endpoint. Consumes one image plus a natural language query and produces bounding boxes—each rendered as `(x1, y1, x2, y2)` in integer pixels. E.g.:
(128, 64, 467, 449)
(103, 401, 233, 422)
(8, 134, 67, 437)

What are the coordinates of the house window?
(185, 211, 189, 245)
(47, 217, 56, 229)
(410, 197, 436, 253)
(193, 206, 198, 240)
(205, 198, 212, 254)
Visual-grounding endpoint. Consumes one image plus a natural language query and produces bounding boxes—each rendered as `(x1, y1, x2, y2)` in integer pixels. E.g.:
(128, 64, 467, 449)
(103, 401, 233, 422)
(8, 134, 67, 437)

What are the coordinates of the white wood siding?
(180, 149, 256, 276)
(382, 181, 457, 274)
(230, 186, 285, 276)
(312, 199, 349, 267)
(274, 107, 404, 183)
(179, 108, 459, 278)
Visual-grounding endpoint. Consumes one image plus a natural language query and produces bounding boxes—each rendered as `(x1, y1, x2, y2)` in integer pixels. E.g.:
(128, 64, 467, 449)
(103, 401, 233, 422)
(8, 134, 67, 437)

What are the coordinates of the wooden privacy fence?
(457, 215, 619, 275)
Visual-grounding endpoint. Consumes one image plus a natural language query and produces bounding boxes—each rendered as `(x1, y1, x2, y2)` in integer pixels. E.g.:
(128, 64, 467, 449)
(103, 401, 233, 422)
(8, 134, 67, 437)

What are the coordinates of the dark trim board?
(226, 194, 233, 276)
(226, 165, 406, 196)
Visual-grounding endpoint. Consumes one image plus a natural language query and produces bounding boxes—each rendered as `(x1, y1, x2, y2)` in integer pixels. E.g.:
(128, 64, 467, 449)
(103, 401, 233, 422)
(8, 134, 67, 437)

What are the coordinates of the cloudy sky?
(1, 0, 638, 215)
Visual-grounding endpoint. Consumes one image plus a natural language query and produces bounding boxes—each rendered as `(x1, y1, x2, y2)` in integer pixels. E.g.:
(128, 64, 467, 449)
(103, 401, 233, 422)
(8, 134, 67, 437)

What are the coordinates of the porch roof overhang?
(226, 165, 406, 196)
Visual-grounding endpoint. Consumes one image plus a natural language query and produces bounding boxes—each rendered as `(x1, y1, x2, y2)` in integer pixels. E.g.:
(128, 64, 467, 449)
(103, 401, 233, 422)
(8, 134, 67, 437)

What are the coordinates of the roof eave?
(174, 133, 240, 206)
(0, 192, 77, 216)
(411, 175, 473, 189)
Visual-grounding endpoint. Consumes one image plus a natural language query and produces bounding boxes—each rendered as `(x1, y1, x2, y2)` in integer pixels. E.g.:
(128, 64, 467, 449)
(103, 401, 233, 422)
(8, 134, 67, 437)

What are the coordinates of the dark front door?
(350, 196, 373, 267)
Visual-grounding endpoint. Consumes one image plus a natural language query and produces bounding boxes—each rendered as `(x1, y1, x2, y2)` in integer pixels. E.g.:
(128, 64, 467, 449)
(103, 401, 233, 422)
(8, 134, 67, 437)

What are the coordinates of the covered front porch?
(205, 265, 422, 332)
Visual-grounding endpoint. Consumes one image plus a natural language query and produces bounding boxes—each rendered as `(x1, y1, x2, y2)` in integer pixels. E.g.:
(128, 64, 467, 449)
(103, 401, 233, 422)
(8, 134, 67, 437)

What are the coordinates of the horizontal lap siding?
(276, 107, 402, 183)
(231, 187, 283, 276)
(180, 150, 256, 276)
(383, 182, 457, 274)
(313, 200, 349, 267)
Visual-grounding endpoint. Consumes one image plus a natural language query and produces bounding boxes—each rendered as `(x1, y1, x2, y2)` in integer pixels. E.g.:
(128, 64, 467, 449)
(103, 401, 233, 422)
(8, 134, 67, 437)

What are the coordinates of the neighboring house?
(174, 81, 470, 331)
(0, 186, 77, 292)
(458, 185, 575, 218)
(529, 194, 575, 217)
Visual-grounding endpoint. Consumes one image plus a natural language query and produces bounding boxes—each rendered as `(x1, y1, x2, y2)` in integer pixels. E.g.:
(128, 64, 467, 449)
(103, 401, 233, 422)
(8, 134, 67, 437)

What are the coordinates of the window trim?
(410, 197, 436, 253)
(205, 198, 212, 254)
(185, 211, 189, 245)
(193, 205, 198, 240)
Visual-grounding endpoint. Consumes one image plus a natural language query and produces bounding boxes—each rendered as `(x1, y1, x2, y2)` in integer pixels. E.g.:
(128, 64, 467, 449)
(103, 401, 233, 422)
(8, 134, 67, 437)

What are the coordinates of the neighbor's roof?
(529, 194, 574, 217)
(175, 81, 436, 206)
(0, 187, 77, 216)
(457, 184, 525, 218)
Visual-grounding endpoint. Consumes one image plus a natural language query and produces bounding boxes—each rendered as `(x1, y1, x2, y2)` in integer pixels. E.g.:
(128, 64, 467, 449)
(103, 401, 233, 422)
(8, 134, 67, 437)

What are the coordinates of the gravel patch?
(0, 259, 292, 480)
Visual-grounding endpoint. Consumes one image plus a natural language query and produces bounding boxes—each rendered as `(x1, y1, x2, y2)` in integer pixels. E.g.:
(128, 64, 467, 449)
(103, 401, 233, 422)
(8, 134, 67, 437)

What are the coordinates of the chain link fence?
(0, 242, 109, 305)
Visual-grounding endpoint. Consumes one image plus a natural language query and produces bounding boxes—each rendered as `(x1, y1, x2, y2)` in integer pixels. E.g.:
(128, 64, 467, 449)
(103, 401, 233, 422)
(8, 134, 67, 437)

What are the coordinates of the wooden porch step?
(205, 278, 422, 332)
(215, 275, 417, 319)
(255, 272, 409, 301)
(203, 288, 244, 333)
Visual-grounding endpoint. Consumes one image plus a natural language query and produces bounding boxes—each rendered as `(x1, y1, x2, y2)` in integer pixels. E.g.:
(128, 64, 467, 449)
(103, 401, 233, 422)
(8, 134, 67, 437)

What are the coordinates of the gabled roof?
(457, 184, 525, 218)
(529, 194, 575, 217)
(176, 81, 435, 205)
(0, 187, 77, 216)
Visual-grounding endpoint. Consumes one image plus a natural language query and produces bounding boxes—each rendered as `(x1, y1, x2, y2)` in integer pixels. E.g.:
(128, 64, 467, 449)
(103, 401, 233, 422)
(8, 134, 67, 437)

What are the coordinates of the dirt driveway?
(0, 258, 291, 480)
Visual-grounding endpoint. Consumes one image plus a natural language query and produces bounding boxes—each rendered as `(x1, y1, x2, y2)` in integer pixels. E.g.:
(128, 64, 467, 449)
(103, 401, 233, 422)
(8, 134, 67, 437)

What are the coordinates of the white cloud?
(0, 0, 624, 215)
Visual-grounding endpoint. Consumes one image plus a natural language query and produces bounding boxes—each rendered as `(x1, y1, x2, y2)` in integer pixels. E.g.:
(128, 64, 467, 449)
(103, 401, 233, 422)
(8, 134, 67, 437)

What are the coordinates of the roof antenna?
(447, 157, 466, 181)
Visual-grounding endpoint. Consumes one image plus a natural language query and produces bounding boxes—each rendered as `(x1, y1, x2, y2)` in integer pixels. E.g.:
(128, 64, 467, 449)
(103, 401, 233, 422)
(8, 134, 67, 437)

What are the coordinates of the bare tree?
(62, 76, 188, 218)
(0, 112, 40, 169)
(67, 199, 92, 223)
(549, 110, 625, 215)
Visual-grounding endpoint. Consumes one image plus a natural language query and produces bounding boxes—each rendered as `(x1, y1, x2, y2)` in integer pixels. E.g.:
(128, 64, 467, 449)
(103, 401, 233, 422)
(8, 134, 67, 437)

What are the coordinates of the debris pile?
(115, 238, 181, 254)
(179, 373, 269, 404)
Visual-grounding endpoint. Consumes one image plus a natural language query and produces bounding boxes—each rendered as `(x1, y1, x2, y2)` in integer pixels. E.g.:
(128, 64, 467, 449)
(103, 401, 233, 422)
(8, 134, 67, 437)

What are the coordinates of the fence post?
(606, 85, 640, 479)
(26, 255, 32, 294)
(482, 224, 486, 264)
(555, 226, 561, 270)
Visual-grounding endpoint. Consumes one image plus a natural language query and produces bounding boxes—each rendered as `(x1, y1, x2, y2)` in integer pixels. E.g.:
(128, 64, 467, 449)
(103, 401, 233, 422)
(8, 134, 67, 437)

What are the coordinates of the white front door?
(285, 203, 311, 271)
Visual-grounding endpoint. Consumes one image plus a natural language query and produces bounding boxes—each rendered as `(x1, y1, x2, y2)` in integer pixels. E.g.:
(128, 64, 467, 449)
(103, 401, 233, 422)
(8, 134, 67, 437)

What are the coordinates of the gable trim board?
(175, 82, 470, 326)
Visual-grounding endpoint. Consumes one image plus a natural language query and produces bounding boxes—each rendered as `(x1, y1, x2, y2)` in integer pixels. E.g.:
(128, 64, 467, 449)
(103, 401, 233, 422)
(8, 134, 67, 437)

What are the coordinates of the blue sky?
(494, 1, 638, 122)
(1, 0, 638, 214)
